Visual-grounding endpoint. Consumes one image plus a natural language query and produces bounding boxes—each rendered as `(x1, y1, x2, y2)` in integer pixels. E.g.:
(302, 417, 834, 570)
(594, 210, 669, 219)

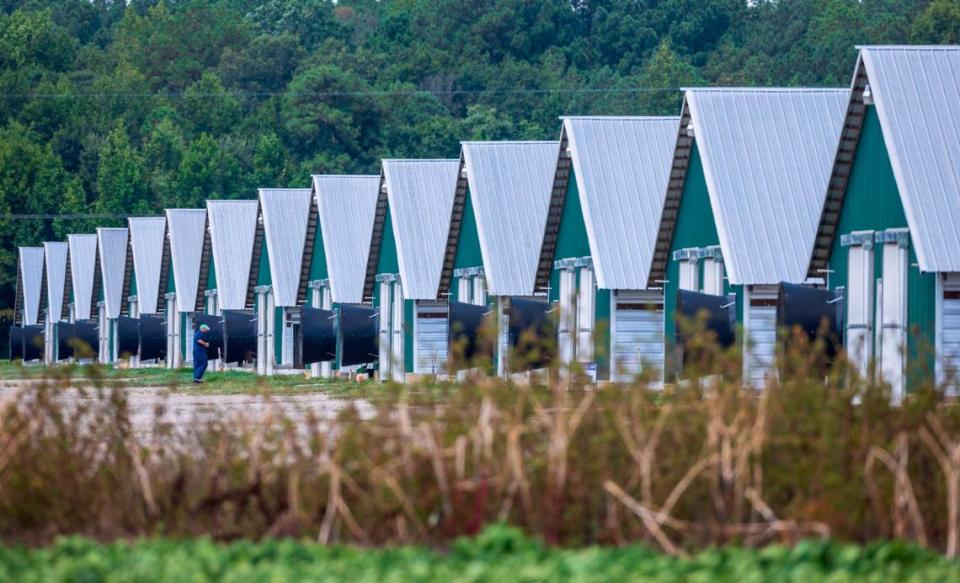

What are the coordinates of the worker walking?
(193, 323, 211, 384)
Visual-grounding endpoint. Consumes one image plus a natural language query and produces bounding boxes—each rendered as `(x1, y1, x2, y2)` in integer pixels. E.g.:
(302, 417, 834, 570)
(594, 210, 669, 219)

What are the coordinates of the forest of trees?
(1, 0, 958, 315)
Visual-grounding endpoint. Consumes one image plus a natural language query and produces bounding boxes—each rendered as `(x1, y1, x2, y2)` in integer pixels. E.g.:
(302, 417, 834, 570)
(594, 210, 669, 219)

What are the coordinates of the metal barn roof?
(165, 209, 207, 313)
(67, 234, 98, 321)
(17, 247, 44, 326)
(378, 159, 459, 300)
(456, 141, 558, 296)
(97, 228, 128, 319)
(313, 175, 380, 304)
(43, 242, 68, 322)
(657, 89, 847, 286)
(536, 117, 679, 293)
(128, 217, 166, 314)
(858, 46, 960, 272)
(207, 200, 259, 310)
(259, 188, 312, 307)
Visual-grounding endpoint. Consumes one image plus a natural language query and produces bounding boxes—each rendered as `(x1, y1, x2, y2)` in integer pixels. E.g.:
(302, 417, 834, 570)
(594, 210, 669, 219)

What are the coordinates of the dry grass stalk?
(865, 432, 927, 546)
(919, 412, 960, 558)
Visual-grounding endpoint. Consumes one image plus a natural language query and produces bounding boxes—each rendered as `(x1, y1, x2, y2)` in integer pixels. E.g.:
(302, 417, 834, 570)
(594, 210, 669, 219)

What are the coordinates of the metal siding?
(18, 247, 44, 325)
(461, 142, 557, 296)
(67, 234, 98, 321)
(313, 175, 380, 304)
(96, 228, 129, 319)
(862, 46, 960, 273)
(207, 200, 258, 310)
(382, 159, 459, 300)
(166, 209, 206, 313)
(613, 291, 664, 382)
(259, 188, 312, 307)
(687, 88, 848, 285)
(746, 287, 779, 388)
(944, 288, 960, 379)
(128, 217, 166, 314)
(565, 117, 679, 290)
(415, 302, 449, 374)
(43, 242, 68, 321)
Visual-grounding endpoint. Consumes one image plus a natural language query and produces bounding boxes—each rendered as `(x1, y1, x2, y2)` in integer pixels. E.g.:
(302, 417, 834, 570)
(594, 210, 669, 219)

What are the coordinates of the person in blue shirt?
(193, 323, 211, 384)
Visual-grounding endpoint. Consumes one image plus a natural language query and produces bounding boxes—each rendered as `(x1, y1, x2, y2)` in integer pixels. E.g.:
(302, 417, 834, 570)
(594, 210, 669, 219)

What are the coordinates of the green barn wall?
(372, 205, 414, 374)
(256, 242, 271, 286)
(166, 262, 175, 293)
(309, 222, 328, 281)
(548, 170, 610, 378)
(207, 256, 217, 291)
(662, 142, 734, 363)
(452, 187, 484, 303)
(826, 106, 936, 380)
(129, 273, 137, 296)
(275, 306, 283, 364)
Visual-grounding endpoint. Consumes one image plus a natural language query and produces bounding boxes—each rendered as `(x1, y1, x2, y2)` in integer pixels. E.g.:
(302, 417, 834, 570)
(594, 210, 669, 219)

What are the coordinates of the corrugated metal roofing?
(686, 88, 848, 285)
(18, 247, 44, 325)
(858, 46, 960, 272)
(44, 242, 68, 322)
(382, 159, 460, 300)
(313, 175, 379, 304)
(461, 142, 558, 296)
(165, 209, 206, 313)
(563, 117, 679, 290)
(67, 234, 98, 320)
(207, 200, 259, 310)
(128, 217, 166, 314)
(97, 228, 128, 319)
(259, 188, 312, 307)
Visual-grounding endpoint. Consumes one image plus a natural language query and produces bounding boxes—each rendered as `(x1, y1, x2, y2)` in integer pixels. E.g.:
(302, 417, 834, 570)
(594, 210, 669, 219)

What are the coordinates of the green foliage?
(0, 0, 942, 330)
(0, 527, 957, 581)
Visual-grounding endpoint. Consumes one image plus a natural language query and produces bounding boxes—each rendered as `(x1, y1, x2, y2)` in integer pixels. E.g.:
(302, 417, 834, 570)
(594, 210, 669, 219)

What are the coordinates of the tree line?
(1, 0, 957, 316)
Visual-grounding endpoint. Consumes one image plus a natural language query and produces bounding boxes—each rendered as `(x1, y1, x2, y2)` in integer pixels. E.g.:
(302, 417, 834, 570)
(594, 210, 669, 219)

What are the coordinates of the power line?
(0, 86, 686, 99)
(0, 214, 151, 220)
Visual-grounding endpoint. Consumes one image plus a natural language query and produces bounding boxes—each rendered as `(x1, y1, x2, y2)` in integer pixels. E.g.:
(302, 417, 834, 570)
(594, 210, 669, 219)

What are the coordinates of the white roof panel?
(860, 46, 960, 272)
(313, 175, 380, 304)
(565, 116, 679, 290)
(382, 159, 459, 300)
(97, 228, 128, 319)
(259, 189, 312, 307)
(207, 200, 259, 310)
(67, 234, 98, 321)
(128, 217, 166, 314)
(461, 142, 558, 296)
(43, 242, 68, 322)
(18, 247, 44, 326)
(165, 209, 206, 313)
(687, 88, 848, 285)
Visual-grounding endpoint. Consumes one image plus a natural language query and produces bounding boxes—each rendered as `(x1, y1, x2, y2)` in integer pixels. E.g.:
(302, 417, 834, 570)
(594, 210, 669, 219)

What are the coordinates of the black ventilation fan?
(777, 282, 843, 359)
(116, 316, 140, 358)
(448, 301, 489, 367)
(21, 325, 43, 362)
(301, 306, 337, 365)
(138, 314, 166, 362)
(222, 310, 256, 364)
(674, 289, 737, 375)
(72, 320, 99, 359)
(56, 323, 75, 360)
(8, 326, 22, 361)
(507, 297, 554, 372)
(338, 304, 377, 367)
